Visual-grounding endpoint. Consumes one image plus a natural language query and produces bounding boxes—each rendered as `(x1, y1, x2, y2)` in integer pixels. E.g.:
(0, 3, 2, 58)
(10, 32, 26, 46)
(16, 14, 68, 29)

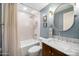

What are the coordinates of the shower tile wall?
(17, 11, 34, 40)
(17, 4, 40, 41)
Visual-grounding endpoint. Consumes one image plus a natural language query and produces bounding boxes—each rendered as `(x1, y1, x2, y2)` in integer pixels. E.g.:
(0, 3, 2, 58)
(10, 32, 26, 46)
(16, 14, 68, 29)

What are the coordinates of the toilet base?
(28, 50, 41, 56)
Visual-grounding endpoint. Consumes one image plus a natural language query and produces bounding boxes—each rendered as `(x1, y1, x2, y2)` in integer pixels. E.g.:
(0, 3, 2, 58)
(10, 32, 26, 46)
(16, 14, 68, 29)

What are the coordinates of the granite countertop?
(40, 37, 79, 56)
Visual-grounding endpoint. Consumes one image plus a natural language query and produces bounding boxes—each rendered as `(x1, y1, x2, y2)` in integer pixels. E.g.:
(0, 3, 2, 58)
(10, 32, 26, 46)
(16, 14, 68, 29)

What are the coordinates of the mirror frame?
(53, 3, 75, 31)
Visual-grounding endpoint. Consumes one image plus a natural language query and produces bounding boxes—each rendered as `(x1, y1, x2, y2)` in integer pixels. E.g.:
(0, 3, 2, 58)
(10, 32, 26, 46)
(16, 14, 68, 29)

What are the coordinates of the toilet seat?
(28, 46, 42, 53)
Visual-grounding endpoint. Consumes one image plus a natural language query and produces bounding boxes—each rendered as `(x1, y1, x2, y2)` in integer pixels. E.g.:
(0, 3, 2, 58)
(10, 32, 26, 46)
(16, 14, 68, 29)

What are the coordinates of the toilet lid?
(28, 46, 42, 53)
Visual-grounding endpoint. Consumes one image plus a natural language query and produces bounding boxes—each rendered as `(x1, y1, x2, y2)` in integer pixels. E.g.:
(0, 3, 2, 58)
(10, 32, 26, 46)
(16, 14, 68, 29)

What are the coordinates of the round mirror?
(54, 4, 74, 31)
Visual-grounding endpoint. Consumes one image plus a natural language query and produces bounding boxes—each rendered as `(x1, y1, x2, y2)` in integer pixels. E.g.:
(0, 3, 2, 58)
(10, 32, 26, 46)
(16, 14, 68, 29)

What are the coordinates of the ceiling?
(23, 3, 49, 11)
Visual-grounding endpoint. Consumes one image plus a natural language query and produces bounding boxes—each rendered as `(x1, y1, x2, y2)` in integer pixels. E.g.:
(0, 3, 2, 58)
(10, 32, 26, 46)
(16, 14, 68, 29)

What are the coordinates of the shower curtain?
(2, 3, 21, 56)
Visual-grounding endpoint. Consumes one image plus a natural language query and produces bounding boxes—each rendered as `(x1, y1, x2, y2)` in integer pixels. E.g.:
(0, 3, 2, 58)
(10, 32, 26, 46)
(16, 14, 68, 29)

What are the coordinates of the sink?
(41, 37, 79, 56)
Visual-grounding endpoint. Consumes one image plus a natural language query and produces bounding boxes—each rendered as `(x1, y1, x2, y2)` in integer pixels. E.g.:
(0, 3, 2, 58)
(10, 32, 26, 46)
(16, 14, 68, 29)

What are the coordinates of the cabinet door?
(42, 43, 52, 56)
(51, 47, 67, 56)
(42, 43, 67, 56)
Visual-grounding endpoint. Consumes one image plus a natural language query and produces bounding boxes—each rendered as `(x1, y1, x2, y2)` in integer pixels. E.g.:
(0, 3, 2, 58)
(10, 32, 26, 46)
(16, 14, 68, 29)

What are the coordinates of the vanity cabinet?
(42, 43, 67, 56)
(42, 43, 52, 56)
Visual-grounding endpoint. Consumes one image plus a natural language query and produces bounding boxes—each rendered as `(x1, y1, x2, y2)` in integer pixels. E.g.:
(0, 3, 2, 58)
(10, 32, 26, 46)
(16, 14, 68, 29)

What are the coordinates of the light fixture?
(31, 10, 37, 15)
(23, 7, 27, 11)
(49, 8, 53, 16)
(49, 11, 53, 16)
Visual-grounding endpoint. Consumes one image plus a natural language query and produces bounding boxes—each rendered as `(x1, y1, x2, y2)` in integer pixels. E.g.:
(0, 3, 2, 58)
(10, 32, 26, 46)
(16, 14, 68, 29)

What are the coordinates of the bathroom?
(0, 3, 79, 56)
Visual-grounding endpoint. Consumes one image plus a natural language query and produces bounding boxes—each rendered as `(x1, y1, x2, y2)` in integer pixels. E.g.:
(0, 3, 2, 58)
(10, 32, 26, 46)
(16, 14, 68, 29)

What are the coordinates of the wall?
(54, 7, 79, 39)
(40, 3, 59, 38)
(60, 14, 79, 39)
(33, 13, 40, 40)
(17, 11, 35, 40)
(17, 4, 40, 41)
(40, 3, 79, 39)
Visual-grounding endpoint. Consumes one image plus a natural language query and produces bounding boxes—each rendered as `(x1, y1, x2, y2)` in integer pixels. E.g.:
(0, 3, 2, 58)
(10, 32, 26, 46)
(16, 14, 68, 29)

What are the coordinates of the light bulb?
(23, 7, 27, 11)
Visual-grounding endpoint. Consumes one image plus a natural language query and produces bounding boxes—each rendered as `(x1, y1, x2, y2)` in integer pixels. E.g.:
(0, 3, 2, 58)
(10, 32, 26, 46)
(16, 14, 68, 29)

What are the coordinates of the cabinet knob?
(49, 51, 51, 53)
(51, 53, 54, 55)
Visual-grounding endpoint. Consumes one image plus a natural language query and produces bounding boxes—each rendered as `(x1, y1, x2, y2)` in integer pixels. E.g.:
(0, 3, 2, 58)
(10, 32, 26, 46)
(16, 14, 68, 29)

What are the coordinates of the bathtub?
(20, 39, 40, 56)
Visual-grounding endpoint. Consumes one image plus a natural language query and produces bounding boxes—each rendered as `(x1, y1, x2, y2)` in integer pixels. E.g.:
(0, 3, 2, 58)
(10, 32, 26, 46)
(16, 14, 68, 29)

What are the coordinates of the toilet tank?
(20, 40, 40, 56)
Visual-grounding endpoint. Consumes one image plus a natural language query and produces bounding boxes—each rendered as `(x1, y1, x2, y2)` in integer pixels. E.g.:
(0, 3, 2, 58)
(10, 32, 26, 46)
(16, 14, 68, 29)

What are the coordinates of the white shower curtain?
(2, 3, 21, 56)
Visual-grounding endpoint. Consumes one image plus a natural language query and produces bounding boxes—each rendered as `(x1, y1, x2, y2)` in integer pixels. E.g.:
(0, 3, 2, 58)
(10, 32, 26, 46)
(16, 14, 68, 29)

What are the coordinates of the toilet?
(28, 45, 42, 56)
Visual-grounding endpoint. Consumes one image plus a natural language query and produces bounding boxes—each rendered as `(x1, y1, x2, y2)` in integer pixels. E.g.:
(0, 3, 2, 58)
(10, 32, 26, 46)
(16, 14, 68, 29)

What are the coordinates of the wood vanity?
(42, 43, 67, 56)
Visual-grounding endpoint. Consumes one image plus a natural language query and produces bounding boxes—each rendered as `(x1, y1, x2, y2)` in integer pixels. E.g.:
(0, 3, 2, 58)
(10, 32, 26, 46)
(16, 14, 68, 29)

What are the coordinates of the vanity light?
(49, 11, 53, 16)
(49, 8, 53, 16)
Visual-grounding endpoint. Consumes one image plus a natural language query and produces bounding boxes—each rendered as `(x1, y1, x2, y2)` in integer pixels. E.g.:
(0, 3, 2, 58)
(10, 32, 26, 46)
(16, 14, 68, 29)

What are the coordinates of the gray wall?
(0, 4, 2, 48)
(40, 3, 79, 39)
(54, 7, 79, 39)
(40, 3, 59, 38)
(60, 14, 79, 39)
(40, 4, 50, 38)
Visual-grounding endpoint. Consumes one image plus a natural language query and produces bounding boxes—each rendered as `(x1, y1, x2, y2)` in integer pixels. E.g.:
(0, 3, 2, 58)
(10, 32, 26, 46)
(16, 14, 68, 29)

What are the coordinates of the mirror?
(54, 4, 74, 31)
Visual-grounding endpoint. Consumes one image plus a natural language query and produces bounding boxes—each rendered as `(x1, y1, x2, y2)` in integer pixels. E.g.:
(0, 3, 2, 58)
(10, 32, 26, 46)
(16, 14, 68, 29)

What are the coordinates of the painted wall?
(60, 14, 79, 39)
(54, 7, 79, 39)
(40, 3, 59, 38)
(40, 3, 79, 39)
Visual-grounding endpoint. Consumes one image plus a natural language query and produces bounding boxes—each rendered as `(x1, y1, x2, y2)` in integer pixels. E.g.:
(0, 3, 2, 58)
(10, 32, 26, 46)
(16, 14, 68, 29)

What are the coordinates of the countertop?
(40, 37, 79, 56)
